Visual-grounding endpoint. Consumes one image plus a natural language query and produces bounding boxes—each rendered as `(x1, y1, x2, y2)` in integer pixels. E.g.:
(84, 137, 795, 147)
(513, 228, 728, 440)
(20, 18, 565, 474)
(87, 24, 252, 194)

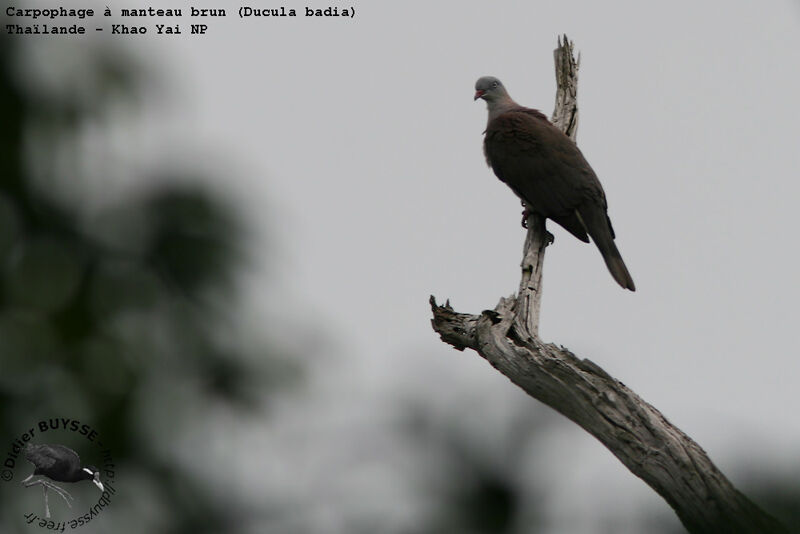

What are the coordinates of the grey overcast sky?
(171, 0, 800, 440)
(21, 0, 800, 531)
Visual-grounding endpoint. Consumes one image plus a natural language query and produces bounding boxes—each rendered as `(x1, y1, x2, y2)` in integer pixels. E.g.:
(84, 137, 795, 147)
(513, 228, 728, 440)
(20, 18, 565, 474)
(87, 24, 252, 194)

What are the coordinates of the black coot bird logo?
(21, 443, 104, 518)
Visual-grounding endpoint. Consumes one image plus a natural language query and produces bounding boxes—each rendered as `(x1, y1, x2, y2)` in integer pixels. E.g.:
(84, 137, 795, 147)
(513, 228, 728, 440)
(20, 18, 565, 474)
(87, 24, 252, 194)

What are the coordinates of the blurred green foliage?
(0, 25, 294, 534)
(746, 476, 800, 534)
(397, 401, 547, 534)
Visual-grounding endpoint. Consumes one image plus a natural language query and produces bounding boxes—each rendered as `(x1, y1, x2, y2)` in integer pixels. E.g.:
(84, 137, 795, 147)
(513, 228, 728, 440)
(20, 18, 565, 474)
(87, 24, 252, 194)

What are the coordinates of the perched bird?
(22, 443, 104, 518)
(474, 76, 635, 291)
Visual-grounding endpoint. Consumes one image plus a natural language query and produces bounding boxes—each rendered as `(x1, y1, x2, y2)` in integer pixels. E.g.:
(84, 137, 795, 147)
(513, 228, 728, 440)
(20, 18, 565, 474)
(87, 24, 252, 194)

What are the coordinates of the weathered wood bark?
(431, 36, 788, 534)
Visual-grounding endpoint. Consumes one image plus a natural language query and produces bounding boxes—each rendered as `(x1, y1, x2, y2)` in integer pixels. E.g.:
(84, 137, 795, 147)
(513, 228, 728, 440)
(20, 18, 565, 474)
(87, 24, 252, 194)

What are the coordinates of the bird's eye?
(492, 81, 499, 88)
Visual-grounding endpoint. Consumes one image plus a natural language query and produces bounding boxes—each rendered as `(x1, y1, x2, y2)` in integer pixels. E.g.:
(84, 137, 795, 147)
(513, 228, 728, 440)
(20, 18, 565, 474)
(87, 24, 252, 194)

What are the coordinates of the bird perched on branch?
(474, 76, 635, 291)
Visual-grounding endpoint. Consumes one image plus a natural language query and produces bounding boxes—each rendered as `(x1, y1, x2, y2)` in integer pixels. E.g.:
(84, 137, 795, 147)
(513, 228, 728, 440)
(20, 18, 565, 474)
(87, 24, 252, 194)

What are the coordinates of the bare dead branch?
(431, 35, 788, 534)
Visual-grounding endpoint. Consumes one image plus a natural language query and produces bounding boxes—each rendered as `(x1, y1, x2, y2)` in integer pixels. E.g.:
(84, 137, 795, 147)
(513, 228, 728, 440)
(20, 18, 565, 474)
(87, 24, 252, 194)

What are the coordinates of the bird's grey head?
(474, 76, 508, 102)
(82, 466, 104, 492)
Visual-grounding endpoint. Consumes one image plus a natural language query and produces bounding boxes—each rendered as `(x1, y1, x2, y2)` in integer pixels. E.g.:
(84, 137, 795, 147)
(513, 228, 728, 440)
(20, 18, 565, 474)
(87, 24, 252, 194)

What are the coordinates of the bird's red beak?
(474, 90, 485, 101)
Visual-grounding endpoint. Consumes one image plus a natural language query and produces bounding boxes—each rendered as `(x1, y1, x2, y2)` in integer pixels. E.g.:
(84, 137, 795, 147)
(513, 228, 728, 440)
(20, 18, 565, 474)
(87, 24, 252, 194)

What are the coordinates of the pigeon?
(475, 76, 635, 291)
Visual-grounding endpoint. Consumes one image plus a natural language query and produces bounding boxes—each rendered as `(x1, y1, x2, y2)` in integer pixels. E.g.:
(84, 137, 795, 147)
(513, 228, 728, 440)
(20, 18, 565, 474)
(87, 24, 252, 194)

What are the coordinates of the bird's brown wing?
(484, 108, 608, 242)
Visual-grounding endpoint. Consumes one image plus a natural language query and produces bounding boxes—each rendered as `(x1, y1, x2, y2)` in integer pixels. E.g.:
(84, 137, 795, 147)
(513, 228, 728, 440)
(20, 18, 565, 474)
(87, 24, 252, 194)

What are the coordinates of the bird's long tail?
(582, 209, 636, 291)
(596, 237, 635, 291)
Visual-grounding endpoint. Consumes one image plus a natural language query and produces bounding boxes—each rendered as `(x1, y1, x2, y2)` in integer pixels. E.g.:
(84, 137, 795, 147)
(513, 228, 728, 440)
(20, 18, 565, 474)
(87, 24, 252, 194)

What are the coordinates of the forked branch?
(430, 35, 787, 534)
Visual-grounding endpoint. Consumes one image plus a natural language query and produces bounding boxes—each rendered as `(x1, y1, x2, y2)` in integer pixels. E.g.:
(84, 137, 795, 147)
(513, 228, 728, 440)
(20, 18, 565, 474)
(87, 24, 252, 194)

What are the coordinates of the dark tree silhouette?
(0, 26, 299, 534)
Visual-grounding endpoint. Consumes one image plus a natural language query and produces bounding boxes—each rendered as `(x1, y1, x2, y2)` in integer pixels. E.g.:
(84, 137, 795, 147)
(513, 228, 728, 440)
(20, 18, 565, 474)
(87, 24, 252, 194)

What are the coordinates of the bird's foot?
(26, 478, 73, 518)
(521, 207, 532, 228)
(519, 208, 555, 245)
(43, 481, 73, 506)
(25, 478, 74, 502)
